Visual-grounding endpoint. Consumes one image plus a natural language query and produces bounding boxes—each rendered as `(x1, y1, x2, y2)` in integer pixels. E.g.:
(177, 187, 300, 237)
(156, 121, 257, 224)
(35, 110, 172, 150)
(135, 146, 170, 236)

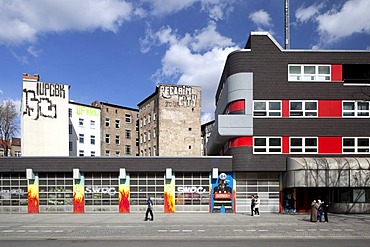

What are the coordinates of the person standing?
(310, 200, 318, 222)
(317, 200, 323, 222)
(323, 200, 329, 223)
(250, 195, 256, 216)
(145, 196, 154, 221)
(254, 195, 260, 216)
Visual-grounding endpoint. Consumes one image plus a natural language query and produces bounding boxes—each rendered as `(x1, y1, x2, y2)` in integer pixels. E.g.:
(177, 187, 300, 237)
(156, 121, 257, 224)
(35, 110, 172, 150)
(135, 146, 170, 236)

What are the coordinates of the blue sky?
(0, 0, 370, 124)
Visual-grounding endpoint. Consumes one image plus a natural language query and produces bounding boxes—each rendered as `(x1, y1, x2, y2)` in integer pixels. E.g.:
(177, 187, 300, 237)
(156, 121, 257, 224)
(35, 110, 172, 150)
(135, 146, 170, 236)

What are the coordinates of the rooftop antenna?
(284, 0, 290, 49)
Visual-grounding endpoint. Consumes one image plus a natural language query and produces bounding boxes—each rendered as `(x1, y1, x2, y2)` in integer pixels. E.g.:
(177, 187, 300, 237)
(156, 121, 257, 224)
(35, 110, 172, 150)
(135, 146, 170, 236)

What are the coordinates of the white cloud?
(316, 0, 370, 44)
(27, 46, 42, 58)
(295, 3, 324, 23)
(146, 22, 240, 122)
(249, 9, 272, 28)
(0, 0, 133, 45)
(143, 0, 197, 16)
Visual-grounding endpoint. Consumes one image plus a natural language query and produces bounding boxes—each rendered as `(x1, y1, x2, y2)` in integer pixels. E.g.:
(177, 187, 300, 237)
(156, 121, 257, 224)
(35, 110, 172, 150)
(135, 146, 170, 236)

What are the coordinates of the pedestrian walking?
(251, 195, 255, 216)
(317, 199, 323, 222)
(254, 195, 260, 216)
(310, 200, 318, 222)
(144, 196, 154, 221)
(323, 200, 329, 223)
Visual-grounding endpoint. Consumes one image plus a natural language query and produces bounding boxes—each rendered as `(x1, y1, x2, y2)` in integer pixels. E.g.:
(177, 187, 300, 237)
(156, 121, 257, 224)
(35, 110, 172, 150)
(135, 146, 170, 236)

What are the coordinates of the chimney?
(22, 73, 40, 81)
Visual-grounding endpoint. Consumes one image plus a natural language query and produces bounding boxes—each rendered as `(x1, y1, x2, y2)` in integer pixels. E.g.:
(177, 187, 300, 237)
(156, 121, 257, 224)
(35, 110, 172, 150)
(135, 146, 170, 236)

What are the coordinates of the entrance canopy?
(284, 157, 370, 188)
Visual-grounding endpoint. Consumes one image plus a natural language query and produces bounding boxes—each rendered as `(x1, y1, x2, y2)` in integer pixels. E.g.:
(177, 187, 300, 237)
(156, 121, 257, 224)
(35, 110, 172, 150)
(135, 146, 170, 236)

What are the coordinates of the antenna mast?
(284, 0, 290, 49)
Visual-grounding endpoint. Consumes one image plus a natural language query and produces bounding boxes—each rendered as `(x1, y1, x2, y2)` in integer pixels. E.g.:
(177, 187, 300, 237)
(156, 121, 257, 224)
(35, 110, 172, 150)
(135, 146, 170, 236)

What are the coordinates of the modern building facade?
(93, 102, 139, 157)
(138, 84, 202, 156)
(69, 101, 101, 157)
(201, 120, 214, 156)
(21, 74, 70, 156)
(207, 32, 370, 213)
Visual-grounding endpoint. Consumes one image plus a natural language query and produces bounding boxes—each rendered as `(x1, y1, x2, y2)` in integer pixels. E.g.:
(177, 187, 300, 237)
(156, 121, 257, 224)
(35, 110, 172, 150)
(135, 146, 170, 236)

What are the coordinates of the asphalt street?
(0, 212, 370, 243)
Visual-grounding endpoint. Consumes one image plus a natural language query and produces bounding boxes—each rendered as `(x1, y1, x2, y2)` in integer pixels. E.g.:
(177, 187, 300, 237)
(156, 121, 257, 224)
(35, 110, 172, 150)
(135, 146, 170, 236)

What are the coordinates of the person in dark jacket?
(144, 196, 153, 221)
(323, 200, 329, 223)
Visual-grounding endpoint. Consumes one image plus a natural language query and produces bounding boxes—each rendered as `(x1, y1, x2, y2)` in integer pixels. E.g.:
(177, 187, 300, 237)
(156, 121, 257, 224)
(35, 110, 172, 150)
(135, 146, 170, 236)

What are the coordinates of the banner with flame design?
(164, 174, 175, 213)
(28, 175, 39, 213)
(211, 172, 235, 213)
(73, 176, 84, 213)
(119, 176, 130, 213)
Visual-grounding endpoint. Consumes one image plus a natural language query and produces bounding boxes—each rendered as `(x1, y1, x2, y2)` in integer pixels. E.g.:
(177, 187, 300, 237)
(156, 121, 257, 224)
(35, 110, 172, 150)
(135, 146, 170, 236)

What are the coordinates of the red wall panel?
(282, 100, 289, 117)
(331, 64, 343, 82)
(228, 100, 245, 113)
(228, 137, 253, 148)
(318, 100, 342, 117)
(282, 136, 289, 154)
(318, 137, 342, 154)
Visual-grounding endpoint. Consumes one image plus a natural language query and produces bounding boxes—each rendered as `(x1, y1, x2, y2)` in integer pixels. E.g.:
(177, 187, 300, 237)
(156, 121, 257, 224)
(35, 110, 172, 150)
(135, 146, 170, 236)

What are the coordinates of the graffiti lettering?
(0, 189, 26, 196)
(177, 186, 207, 193)
(160, 85, 198, 108)
(85, 186, 117, 196)
(76, 105, 99, 117)
(23, 89, 57, 120)
(36, 82, 65, 99)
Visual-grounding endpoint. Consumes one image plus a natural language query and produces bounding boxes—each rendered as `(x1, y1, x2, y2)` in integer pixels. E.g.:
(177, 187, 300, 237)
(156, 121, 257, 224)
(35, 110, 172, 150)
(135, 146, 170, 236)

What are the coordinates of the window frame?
(288, 64, 331, 82)
(253, 137, 282, 154)
(342, 101, 370, 118)
(289, 100, 318, 117)
(343, 137, 370, 154)
(253, 100, 282, 117)
(289, 137, 318, 154)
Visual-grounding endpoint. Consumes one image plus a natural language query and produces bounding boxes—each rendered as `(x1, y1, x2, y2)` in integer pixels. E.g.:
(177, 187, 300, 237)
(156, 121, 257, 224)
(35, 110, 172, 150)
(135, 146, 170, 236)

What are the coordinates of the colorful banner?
(73, 175, 84, 213)
(119, 176, 130, 213)
(211, 172, 235, 213)
(164, 173, 175, 213)
(28, 174, 39, 213)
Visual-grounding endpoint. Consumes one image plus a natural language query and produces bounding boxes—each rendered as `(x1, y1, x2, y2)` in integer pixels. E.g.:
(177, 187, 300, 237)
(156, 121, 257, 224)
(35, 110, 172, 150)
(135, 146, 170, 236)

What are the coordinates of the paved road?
(0, 212, 370, 241)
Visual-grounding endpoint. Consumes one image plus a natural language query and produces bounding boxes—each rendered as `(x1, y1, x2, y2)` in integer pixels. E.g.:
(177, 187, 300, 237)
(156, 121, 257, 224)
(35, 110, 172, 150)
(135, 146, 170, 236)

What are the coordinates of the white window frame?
(91, 135, 95, 145)
(125, 129, 131, 139)
(289, 137, 318, 154)
(79, 118, 84, 127)
(105, 118, 110, 127)
(79, 134, 84, 144)
(90, 120, 95, 129)
(343, 137, 370, 154)
(115, 135, 120, 145)
(253, 137, 282, 154)
(253, 100, 282, 117)
(125, 114, 132, 123)
(105, 134, 110, 144)
(79, 150, 84, 157)
(288, 64, 331, 82)
(115, 119, 120, 129)
(342, 101, 370, 118)
(289, 100, 318, 117)
(125, 145, 131, 155)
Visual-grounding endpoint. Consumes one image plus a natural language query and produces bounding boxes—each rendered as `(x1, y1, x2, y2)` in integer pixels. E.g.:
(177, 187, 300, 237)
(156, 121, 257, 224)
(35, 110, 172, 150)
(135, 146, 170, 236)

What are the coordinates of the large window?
(290, 100, 318, 117)
(288, 64, 331, 82)
(290, 137, 318, 153)
(253, 137, 282, 154)
(175, 173, 209, 212)
(79, 134, 84, 144)
(343, 101, 370, 117)
(343, 137, 370, 153)
(0, 173, 28, 213)
(39, 173, 73, 213)
(129, 173, 164, 212)
(125, 114, 132, 123)
(253, 101, 281, 117)
(84, 172, 119, 213)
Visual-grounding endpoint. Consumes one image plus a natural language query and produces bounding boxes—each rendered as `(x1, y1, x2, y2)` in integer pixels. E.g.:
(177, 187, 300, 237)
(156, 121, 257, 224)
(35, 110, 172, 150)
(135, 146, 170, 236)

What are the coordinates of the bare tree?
(0, 100, 19, 156)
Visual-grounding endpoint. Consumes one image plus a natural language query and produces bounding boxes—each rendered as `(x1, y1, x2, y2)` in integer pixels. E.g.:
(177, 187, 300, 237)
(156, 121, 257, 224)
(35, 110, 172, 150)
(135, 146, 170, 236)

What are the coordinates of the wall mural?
(27, 174, 39, 213)
(211, 172, 235, 213)
(164, 173, 175, 213)
(119, 176, 130, 213)
(160, 85, 198, 108)
(22, 82, 66, 120)
(73, 175, 85, 213)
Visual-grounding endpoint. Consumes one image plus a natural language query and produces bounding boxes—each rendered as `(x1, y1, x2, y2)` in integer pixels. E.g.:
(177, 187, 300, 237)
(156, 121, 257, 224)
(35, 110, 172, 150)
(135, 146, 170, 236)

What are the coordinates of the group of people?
(250, 195, 260, 216)
(310, 199, 329, 223)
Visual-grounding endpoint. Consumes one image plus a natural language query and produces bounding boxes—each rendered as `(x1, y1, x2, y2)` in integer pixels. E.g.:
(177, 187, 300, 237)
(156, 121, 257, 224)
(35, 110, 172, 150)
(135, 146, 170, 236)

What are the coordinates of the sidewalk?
(1, 213, 370, 240)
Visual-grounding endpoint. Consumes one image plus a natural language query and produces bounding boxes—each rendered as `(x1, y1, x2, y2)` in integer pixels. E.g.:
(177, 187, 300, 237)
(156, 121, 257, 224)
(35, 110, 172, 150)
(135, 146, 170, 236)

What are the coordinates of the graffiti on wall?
(160, 85, 197, 108)
(22, 82, 66, 120)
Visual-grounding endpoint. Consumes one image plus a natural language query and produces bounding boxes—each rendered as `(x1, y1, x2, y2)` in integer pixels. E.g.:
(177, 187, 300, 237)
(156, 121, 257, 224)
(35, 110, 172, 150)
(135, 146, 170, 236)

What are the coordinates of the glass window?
(79, 134, 84, 144)
(125, 130, 131, 139)
(105, 118, 110, 127)
(90, 120, 95, 129)
(68, 108, 72, 117)
(290, 137, 318, 153)
(125, 114, 132, 123)
(290, 101, 317, 117)
(289, 64, 330, 82)
(79, 150, 84, 156)
(343, 101, 370, 117)
(254, 137, 282, 154)
(69, 124, 72, 135)
(125, 145, 131, 155)
(91, 135, 95, 145)
(115, 119, 120, 129)
(253, 101, 281, 117)
(79, 118, 84, 127)
(115, 135, 120, 145)
(105, 134, 110, 144)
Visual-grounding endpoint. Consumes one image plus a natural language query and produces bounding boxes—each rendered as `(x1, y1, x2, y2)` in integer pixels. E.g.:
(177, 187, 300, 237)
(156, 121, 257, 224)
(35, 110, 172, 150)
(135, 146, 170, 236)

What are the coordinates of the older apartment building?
(138, 84, 201, 156)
